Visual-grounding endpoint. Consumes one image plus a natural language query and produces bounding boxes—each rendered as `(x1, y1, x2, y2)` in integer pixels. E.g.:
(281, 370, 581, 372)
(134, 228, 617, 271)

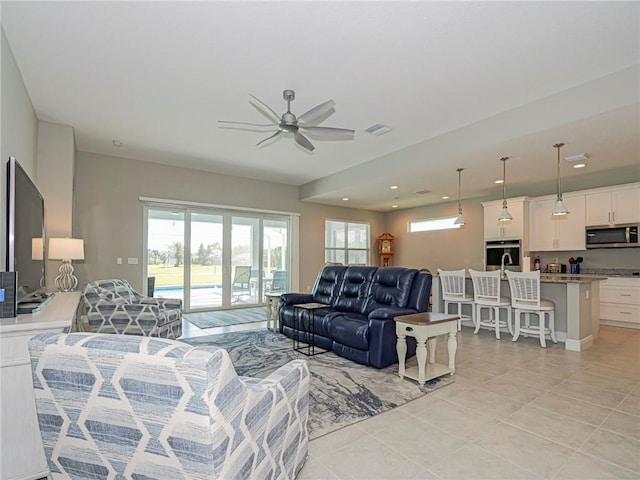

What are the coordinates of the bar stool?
(437, 268, 475, 331)
(469, 269, 512, 339)
(505, 270, 557, 348)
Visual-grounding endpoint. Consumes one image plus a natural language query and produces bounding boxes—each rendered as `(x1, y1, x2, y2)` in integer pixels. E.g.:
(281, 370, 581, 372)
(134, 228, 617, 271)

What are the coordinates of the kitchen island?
(431, 274, 604, 351)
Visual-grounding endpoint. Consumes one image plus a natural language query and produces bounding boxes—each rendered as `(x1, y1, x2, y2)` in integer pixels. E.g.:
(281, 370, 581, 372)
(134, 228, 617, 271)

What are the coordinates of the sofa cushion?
(312, 265, 347, 305)
(327, 314, 369, 350)
(363, 267, 418, 314)
(333, 266, 376, 313)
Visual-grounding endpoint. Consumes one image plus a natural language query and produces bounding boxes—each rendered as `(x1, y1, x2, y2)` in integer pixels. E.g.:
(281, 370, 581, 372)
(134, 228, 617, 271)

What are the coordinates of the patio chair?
(270, 270, 288, 293)
(232, 265, 252, 302)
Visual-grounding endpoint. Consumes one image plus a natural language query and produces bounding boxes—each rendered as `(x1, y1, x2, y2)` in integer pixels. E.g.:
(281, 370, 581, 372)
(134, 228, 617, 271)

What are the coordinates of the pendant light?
(454, 168, 466, 225)
(498, 157, 513, 221)
(551, 142, 569, 216)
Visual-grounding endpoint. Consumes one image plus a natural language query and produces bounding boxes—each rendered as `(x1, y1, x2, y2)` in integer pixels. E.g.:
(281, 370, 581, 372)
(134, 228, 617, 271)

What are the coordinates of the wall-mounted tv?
(6, 156, 46, 303)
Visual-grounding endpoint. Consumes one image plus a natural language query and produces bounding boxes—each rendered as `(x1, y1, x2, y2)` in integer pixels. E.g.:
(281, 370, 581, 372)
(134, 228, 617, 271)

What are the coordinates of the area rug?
(183, 306, 266, 329)
(182, 329, 453, 440)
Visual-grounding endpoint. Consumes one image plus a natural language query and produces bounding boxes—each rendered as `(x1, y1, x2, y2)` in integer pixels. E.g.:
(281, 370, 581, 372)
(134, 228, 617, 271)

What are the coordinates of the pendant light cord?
(501, 157, 509, 207)
(555, 143, 564, 201)
(456, 168, 463, 213)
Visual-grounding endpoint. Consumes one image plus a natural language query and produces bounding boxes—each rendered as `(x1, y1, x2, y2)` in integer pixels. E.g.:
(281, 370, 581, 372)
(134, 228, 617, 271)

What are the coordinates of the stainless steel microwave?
(586, 224, 639, 249)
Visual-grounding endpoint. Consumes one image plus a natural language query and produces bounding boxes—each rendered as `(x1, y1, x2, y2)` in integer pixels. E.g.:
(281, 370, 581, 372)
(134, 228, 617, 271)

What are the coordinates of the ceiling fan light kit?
(219, 89, 355, 152)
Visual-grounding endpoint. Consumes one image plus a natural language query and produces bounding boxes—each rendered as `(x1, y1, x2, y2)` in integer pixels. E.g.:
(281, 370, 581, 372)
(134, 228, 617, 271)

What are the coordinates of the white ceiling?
(2, 1, 639, 211)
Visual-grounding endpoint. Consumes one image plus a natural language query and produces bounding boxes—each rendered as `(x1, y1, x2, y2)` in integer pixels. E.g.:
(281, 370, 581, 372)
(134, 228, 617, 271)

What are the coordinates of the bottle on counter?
(534, 256, 541, 271)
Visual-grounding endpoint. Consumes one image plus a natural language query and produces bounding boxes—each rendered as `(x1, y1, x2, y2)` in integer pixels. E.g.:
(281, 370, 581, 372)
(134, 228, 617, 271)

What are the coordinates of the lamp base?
(54, 260, 78, 292)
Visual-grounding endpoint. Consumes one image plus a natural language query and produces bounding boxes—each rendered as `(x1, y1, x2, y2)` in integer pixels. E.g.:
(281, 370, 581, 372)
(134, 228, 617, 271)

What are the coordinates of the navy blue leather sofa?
(279, 265, 432, 368)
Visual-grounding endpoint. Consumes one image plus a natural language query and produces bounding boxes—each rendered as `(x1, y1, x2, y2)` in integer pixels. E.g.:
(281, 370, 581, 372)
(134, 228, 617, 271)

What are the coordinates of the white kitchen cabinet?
(600, 277, 640, 328)
(483, 197, 529, 242)
(586, 186, 640, 226)
(529, 194, 586, 251)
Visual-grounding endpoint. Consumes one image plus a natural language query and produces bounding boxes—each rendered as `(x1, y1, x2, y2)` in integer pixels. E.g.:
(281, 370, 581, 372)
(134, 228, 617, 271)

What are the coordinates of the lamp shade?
(48, 238, 85, 260)
(498, 205, 513, 221)
(552, 199, 569, 216)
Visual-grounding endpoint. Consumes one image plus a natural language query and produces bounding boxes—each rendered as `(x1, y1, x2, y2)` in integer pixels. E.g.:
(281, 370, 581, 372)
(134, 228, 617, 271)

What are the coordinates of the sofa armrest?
(368, 307, 418, 320)
(139, 296, 183, 309)
(280, 293, 314, 305)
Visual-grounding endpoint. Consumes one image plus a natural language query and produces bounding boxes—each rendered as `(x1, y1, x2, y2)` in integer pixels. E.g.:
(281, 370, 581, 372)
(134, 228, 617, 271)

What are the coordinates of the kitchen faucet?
(501, 252, 513, 278)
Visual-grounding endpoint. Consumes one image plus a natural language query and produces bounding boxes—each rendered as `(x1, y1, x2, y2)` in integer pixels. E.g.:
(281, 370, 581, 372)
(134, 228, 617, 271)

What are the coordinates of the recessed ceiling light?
(442, 195, 450, 200)
(364, 124, 392, 136)
(573, 163, 587, 169)
(494, 179, 504, 184)
(392, 205, 398, 208)
(390, 185, 398, 190)
(342, 197, 349, 201)
(112, 140, 123, 147)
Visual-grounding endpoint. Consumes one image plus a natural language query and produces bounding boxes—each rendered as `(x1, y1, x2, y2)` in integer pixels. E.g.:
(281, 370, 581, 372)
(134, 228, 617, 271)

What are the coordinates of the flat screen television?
(6, 156, 46, 303)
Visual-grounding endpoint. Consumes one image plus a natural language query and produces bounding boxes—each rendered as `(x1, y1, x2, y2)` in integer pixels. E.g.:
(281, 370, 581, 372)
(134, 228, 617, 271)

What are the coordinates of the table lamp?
(48, 238, 84, 292)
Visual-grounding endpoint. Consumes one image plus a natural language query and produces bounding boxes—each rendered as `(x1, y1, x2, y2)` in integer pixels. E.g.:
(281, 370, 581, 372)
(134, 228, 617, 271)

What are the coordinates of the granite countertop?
(538, 274, 608, 284)
(434, 272, 608, 284)
(576, 269, 640, 279)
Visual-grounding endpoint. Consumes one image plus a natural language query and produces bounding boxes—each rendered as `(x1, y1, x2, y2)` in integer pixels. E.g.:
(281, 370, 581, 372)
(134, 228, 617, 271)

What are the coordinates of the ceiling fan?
(218, 89, 355, 152)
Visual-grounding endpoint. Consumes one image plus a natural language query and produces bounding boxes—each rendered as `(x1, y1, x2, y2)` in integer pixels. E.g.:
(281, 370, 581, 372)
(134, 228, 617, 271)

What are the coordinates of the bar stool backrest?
(506, 270, 541, 308)
(437, 269, 467, 301)
(469, 269, 501, 303)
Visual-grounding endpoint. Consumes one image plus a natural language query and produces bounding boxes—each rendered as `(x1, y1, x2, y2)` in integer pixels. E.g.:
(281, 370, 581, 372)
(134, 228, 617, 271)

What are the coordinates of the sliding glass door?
(190, 212, 223, 309)
(147, 209, 185, 301)
(230, 216, 260, 305)
(146, 206, 290, 312)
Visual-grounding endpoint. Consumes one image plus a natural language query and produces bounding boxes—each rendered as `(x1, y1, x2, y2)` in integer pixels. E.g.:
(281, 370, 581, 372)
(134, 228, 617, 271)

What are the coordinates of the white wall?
(0, 27, 38, 269)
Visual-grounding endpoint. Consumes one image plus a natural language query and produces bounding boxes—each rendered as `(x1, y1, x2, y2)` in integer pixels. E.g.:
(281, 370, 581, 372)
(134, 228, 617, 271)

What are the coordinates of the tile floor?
(182, 318, 640, 480)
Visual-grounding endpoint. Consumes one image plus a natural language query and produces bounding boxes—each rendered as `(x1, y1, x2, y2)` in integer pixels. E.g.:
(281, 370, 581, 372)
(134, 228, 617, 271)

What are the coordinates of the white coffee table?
(394, 312, 459, 385)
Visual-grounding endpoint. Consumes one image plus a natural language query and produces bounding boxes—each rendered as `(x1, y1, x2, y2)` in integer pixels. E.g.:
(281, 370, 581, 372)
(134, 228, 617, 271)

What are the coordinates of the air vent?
(364, 124, 392, 136)
(565, 153, 590, 162)
(415, 189, 431, 195)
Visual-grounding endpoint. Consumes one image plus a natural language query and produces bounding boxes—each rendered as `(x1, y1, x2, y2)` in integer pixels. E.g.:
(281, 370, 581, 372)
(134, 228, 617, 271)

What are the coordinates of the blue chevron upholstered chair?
(29, 332, 310, 479)
(82, 278, 182, 339)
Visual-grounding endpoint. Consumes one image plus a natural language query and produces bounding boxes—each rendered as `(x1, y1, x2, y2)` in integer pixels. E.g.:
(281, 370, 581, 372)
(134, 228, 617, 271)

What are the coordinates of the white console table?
(0, 292, 82, 480)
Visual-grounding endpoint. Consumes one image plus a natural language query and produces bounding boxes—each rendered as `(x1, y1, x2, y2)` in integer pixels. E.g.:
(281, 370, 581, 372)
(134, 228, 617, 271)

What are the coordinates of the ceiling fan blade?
(218, 120, 278, 128)
(298, 99, 336, 124)
(294, 132, 315, 151)
(249, 94, 281, 123)
(256, 130, 282, 147)
(299, 125, 355, 136)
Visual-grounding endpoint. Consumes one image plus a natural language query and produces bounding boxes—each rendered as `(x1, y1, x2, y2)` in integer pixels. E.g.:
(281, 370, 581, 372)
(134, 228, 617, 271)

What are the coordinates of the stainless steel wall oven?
(485, 239, 522, 272)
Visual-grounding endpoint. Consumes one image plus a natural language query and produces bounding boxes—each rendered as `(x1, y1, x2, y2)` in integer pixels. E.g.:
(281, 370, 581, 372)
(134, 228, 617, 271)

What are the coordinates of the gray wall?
(73, 151, 386, 293)
(1, 27, 38, 268)
(385, 199, 486, 273)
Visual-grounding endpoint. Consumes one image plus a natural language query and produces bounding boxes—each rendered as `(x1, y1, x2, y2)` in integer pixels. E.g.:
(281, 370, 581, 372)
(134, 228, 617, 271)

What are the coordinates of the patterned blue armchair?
(82, 278, 182, 339)
(29, 332, 310, 479)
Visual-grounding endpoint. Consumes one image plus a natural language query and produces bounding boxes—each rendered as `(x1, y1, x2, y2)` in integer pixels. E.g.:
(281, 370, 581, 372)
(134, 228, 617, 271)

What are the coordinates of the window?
(325, 220, 370, 265)
(408, 216, 461, 233)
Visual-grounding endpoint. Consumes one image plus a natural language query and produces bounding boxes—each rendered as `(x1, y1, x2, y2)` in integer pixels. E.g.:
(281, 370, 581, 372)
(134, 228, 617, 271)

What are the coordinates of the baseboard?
(565, 335, 594, 352)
